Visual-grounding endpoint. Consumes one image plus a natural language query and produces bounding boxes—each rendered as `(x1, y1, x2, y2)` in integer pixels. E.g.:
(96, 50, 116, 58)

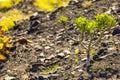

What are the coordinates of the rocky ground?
(0, 0, 120, 80)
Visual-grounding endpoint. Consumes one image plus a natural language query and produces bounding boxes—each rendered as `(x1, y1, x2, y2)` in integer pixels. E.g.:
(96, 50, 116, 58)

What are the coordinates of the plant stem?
(86, 34, 93, 72)
(63, 24, 77, 41)
(80, 29, 84, 42)
(93, 26, 111, 46)
(92, 30, 104, 46)
(63, 24, 87, 49)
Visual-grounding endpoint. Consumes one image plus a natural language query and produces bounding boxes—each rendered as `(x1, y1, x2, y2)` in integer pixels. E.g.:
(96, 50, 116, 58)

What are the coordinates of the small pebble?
(57, 53, 65, 57)
(63, 50, 71, 54)
(45, 46, 51, 50)
(112, 26, 120, 36)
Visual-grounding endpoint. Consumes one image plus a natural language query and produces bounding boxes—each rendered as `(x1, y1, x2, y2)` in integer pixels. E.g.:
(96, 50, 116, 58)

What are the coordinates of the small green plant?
(96, 14, 117, 30)
(76, 14, 117, 71)
(58, 16, 68, 25)
(58, 16, 75, 41)
(59, 14, 117, 72)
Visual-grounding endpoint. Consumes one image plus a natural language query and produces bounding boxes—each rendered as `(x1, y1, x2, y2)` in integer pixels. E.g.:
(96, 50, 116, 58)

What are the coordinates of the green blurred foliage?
(58, 16, 68, 24)
(34, 0, 70, 12)
(0, 0, 23, 9)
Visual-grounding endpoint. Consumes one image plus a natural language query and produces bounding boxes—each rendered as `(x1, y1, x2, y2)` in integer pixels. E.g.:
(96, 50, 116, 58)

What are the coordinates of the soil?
(0, 0, 120, 80)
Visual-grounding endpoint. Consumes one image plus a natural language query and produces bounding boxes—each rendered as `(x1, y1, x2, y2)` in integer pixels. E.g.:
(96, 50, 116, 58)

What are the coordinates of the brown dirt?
(0, 0, 120, 80)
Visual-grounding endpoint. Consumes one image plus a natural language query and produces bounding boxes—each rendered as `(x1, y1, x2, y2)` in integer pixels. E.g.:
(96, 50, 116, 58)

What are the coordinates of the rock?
(39, 52, 45, 57)
(50, 74, 59, 77)
(30, 12, 39, 21)
(68, 40, 74, 45)
(49, 43, 54, 46)
(84, 9, 88, 12)
(76, 1, 82, 8)
(45, 46, 51, 50)
(56, 41, 63, 45)
(63, 50, 71, 55)
(97, 48, 106, 56)
(40, 74, 59, 79)
(57, 53, 65, 58)
(65, 55, 70, 58)
(81, 57, 87, 61)
(22, 74, 29, 80)
(105, 9, 111, 14)
(73, 0, 78, 2)
(93, 54, 99, 61)
(40, 58, 46, 62)
(34, 45, 43, 51)
(4, 75, 15, 80)
(13, 24, 21, 30)
(72, 41, 79, 46)
(78, 69, 83, 72)
(101, 41, 108, 47)
(112, 26, 120, 36)
(78, 76, 84, 80)
(56, 33, 64, 40)
(30, 20, 40, 27)
(55, 49, 60, 53)
(47, 54, 55, 60)
(99, 52, 117, 59)
(27, 20, 40, 34)
(56, 35, 62, 40)
(37, 76, 45, 80)
(27, 28, 36, 34)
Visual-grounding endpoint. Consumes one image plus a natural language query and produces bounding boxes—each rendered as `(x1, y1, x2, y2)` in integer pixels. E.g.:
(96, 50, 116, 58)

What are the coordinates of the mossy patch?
(39, 64, 61, 74)
(0, 9, 27, 31)
(33, 0, 70, 12)
(0, 0, 23, 9)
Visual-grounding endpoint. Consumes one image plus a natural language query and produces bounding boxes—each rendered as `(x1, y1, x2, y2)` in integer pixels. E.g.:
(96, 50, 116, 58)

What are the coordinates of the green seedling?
(58, 16, 77, 42)
(75, 14, 117, 72)
(94, 14, 117, 45)
(58, 16, 68, 25)
(75, 18, 97, 71)
(59, 14, 117, 72)
(96, 14, 117, 30)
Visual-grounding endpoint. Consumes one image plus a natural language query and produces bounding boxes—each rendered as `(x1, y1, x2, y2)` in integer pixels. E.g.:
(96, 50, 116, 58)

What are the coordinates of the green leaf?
(75, 17, 88, 31)
(58, 16, 68, 24)
(95, 14, 117, 30)
(86, 20, 97, 33)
